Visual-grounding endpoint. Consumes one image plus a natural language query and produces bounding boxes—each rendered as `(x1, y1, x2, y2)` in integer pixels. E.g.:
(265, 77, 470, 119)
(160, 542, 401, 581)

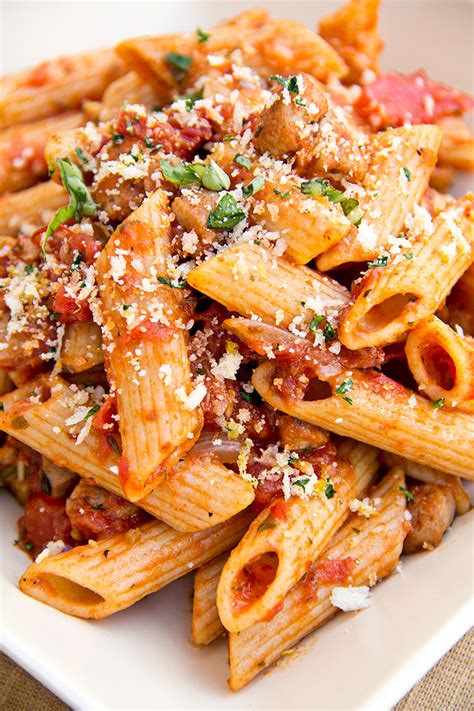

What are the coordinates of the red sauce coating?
(18, 493, 73, 558)
(304, 557, 355, 597)
(356, 70, 474, 130)
(52, 284, 93, 323)
(119, 320, 176, 346)
(232, 553, 278, 611)
(270, 500, 289, 522)
(66, 482, 151, 541)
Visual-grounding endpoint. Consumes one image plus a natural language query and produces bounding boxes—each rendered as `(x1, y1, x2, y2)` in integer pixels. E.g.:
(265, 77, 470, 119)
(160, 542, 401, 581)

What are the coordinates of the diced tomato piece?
(119, 320, 176, 345)
(52, 284, 92, 323)
(270, 500, 289, 521)
(92, 394, 118, 433)
(18, 492, 72, 557)
(304, 557, 355, 596)
(356, 70, 474, 129)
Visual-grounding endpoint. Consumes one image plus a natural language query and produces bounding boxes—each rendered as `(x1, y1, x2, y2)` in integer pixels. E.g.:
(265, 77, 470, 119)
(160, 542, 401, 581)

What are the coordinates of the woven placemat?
(1, 629, 472, 710)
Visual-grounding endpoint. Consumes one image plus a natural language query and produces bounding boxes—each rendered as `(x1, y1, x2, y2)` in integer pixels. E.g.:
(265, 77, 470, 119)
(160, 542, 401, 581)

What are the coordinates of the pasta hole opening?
(423, 345, 456, 391)
(231, 551, 279, 612)
(303, 379, 332, 401)
(359, 293, 418, 332)
(36, 573, 105, 606)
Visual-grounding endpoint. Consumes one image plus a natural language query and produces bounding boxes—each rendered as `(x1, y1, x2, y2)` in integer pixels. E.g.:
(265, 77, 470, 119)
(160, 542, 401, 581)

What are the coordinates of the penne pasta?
(192, 553, 228, 646)
(437, 116, 474, 172)
(252, 361, 474, 479)
(94, 190, 203, 501)
(0, 376, 254, 531)
(228, 466, 408, 690)
(99, 71, 160, 121)
(0, 111, 84, 193)
(60, 322, 104, 373)
(339, 197, 474, 349)
(0, 180, 67, 236)
(405, 315, 474, 412)
(19, 509, 253, 619)
(317, 125, 442, 271)
(187, 241, 349, 327)
(318, 0, 383, 84)
(217, 440, 378, 632)
(0, 48, 124, 129)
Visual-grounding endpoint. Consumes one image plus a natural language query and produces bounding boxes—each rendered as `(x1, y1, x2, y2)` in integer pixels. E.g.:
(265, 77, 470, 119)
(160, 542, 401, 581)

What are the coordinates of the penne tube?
(339, 197, 474, 349)
(19, 509, 253, 620)
(209, 142, 352, 264)
(437, 116, 474, 171)
(192, 553, 228, 646)
(317, 124, 442, 271)
(318, 0, 383, 84)
(228, 466, 408, 690)
(252, 361, 474, 479)
(445, 263, 474, 337)
(99, 71, 160, 121)
(187, 241, 349, 327)
(116, 17, 346, 103)
(60, 322, 104, 373)
(0, 180, 67, 236)
(405, 315, 474, 412)
(0, 48, 124, 129)
(0, 111, 84, 193)
(380, 452, 471, 516)
(0, 377, 253, 531)
(95, 190, 203, 501)
(217, 440, 378, 633)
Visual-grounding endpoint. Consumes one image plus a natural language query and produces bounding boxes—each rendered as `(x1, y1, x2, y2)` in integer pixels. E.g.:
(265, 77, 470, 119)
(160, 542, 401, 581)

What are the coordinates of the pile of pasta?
(1, 0, 473, 691)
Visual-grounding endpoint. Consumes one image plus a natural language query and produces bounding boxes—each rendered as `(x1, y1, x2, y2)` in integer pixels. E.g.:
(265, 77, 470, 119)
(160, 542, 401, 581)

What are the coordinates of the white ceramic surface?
(1, 2, 473, 709)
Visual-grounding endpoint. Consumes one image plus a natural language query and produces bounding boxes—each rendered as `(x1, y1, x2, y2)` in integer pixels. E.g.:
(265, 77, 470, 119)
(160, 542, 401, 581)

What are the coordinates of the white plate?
(1, 2, 473, 709)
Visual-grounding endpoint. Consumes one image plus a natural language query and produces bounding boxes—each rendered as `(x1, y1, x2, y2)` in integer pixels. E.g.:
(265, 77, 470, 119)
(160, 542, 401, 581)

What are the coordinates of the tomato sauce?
(232, 553, 278, 611)
(18, 493, 73, 558)
(304, 557, 355, 597)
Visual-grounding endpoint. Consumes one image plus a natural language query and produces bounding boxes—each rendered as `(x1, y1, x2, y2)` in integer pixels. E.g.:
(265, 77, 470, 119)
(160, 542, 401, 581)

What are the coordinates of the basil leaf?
(196, 28, 209, 43)
(399, 486, 414, 502)
(309, 315, 324, 332)
(199, 160, 230, 191)
(166, 52, 192, 81)
(242, 176, 265, 198)
(268, 74, 299, 94)
(160, 160, 200, 186)
(43, 158, 96, 252)
(207, 194, 246, 231)
(335, 379, 354, 395)
(233, 154, 252, 170)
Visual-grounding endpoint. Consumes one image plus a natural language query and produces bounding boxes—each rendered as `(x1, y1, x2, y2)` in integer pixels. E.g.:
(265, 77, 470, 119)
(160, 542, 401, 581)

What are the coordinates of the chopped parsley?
(309, 315, 324, 332)
(85, 403, 100, 419)
(335, 379, 354, 395)
(294, 96, 306, 106)
(294, 477, 310, 491)
(125, 115, 134, 135)
(433, 398, 446, 408)
(196, 27, 210, 42)
(242, 176, 265, 198)
(166, 52, 192, 81)
(404, 252, 413, 260)
(399, 486, 414, 502)
(257, 516, 277, 533)
(183, 88, 203, 111)
(223, 135, 236, 142)
(207, 193, 245, 231)
(112, 133, 124, 144)
(402, 167, 411, 181)
(367, 255, 389, 269)
(144, 136, 155, 148)
(233, 154, 252, 170)
(323, 321, 336, 342)
(325, 479, 336, 499)
(24, 542, 34, 552)
(91, 503, 105, 510)
(24, 263, 35, 275)
(158, 276, 186, 288)
(268, 74, 299, 94)
(123, 304, 132, 310)
(43, 158, 96, 253)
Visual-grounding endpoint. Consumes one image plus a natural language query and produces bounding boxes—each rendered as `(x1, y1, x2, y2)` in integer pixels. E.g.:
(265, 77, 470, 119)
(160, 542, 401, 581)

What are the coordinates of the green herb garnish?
(402, 167, 411, 181)
(399, 486, 414, 502)
(196, 28, 209, 43)
(257, 516, 277, 533)
(323, 321, 336, 342)
(43, 158, 96, 253)
(309, 315, 324, 332)
(233, 154, 252, 170)
(242, 176, 265, 198)
(207, 193, 245, 231)
(269, 74, 299, 94)
(367, 255, 389, 269)
(158, 276, 186, 288)
(166, 52, 192, 81)
(433, 398, 445, 408)
(325, 479, 336, 499)
(86, 403, 100, 419)
(335, 379, 354, 395)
